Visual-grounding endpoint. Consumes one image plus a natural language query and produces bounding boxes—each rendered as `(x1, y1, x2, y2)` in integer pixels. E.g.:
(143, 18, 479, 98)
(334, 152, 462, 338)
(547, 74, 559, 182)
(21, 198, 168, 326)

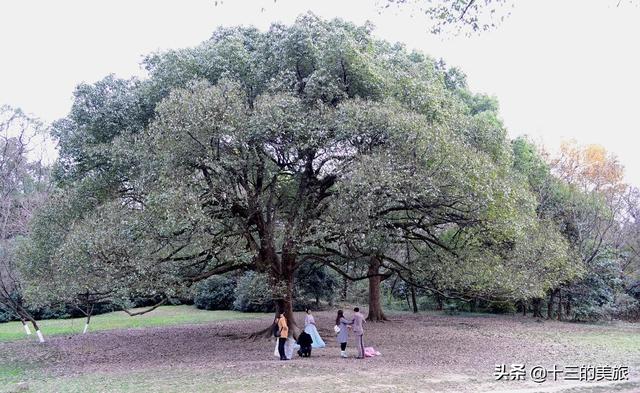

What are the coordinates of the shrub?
(572, 305, 609, 322)
(417, 295, 437, 311)
(232, 272, 274, 312)
(611, 294, 640, 321)
(0, 306, 14, 322)
(194, 276, 237, 310)
(487, 301, 516, 314)
(444, 303, 460, 315)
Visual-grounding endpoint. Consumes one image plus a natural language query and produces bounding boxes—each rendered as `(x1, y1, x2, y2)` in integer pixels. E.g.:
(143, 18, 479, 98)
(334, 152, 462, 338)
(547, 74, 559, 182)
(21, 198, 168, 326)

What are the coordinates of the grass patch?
(568, 331, 640, 353)
(0, 363, 25, 385)
(0, 305, 265, 343)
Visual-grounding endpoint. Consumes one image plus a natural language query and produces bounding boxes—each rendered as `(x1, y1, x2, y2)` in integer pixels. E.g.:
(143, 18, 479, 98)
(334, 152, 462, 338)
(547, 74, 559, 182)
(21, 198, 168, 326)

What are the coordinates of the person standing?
(304, 308, 325, 348)
(335, 310, 352, 358)
(276, 312, 289, 361)
(352, 307, 366, 359)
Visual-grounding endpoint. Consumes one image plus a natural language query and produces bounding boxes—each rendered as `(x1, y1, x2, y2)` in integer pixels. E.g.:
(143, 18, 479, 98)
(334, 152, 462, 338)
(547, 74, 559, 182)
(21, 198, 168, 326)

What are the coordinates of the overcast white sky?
(1, 0, 639, 185)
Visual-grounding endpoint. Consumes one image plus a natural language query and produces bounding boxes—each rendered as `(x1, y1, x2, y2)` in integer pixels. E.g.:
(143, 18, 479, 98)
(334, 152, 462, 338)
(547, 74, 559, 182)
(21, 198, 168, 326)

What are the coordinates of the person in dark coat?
(297, 330, 314, 357)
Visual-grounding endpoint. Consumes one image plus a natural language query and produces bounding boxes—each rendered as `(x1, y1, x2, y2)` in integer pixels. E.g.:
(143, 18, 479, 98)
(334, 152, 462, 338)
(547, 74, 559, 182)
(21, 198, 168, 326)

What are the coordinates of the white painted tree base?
(23, 323, 32, 335)
(83, 323, 89, 334)
(36, 329, 45, 343)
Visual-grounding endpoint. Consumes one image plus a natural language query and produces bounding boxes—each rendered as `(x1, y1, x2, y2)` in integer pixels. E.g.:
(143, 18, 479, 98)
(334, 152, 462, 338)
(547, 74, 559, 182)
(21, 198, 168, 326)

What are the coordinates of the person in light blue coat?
(304, 308, 326, 348)
(335, 309, 353, 358)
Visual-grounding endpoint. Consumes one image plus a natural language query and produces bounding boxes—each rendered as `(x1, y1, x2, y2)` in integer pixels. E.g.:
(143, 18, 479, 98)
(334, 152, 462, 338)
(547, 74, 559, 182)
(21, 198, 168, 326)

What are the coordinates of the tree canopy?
(15, 14, 637, 327)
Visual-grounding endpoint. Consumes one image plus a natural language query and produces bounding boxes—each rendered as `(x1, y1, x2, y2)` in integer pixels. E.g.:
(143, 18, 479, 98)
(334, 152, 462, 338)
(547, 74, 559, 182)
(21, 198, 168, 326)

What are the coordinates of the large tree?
(21, 14, 563, 328)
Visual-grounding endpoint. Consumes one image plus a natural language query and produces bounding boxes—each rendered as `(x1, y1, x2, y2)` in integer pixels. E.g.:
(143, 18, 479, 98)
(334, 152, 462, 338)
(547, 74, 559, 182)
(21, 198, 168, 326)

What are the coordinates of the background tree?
(380, 0, 514, 35)
(295, 262, 339, 307)
(0, 106, 50, 341)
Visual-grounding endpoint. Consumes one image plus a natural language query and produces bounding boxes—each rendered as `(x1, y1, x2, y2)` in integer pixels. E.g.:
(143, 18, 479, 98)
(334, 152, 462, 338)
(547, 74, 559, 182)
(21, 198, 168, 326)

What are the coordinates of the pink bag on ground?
(364, 347, 381, 357)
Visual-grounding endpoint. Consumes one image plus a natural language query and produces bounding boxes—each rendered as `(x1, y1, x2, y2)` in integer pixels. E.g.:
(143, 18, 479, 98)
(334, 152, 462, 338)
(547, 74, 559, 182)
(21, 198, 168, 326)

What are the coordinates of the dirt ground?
(1, 311, 639, 392)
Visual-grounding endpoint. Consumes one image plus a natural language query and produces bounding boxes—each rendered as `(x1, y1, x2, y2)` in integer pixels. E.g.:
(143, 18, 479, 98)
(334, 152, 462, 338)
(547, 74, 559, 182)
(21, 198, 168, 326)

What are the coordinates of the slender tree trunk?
(20, 309, 44, 342)
(83, 303, 94, 334)
(83, 309, 92, 334)
(6, 302, 43, 342)
(522, 300, 527, 316)
(565, 295, 572, 320)
(410, 284, 418, 313)
(557, 289, 563, 321)
(366, 256, 387, 321)
(389, 275, 399, 294)
(5, 302, 33, 337)
(21, 319, 32, 335)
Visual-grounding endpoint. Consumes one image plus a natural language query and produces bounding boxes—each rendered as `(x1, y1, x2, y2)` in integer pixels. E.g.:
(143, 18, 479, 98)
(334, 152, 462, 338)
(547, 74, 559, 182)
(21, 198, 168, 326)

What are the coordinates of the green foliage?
(611, 294, 640, 321)
(569, 258, 621, 322)
(194, 276, 236, 311)
(487, 301, 516, 314)
(232, 272, 274, 313)
(295, 263, 339, 306)
(0, 306, 14, 322)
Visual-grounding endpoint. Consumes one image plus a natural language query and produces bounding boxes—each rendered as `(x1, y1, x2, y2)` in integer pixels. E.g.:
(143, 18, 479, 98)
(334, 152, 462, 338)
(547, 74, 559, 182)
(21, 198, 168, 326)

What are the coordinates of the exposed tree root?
(366, 315, 390, 322)
(247, 323, 301, 340)
(247, 326, 272, 340)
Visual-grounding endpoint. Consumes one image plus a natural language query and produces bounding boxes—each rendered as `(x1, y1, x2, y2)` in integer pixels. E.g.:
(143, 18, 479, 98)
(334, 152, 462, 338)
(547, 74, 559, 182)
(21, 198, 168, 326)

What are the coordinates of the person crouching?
(297, 330, 313, 357)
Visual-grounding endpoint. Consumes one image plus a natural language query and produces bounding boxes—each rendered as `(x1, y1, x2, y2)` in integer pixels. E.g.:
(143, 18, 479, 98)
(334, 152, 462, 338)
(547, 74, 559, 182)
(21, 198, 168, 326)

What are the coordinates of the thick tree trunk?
(435, 293, 444, 311)
(275, 270, 298, 338)
(366, 256, 388, 321)
(276, 245, 299, 338)
(532, 298, 544, 318)
(547, 289, 557, 319)
(469, 298, 478, 313)
(250, 227, 301, 340)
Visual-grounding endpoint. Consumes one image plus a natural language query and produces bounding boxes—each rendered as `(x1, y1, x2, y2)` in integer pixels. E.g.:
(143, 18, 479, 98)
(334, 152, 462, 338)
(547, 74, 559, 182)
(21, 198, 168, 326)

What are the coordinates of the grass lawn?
(0, 305, 264, 343)
(568, 330, 640, 352)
